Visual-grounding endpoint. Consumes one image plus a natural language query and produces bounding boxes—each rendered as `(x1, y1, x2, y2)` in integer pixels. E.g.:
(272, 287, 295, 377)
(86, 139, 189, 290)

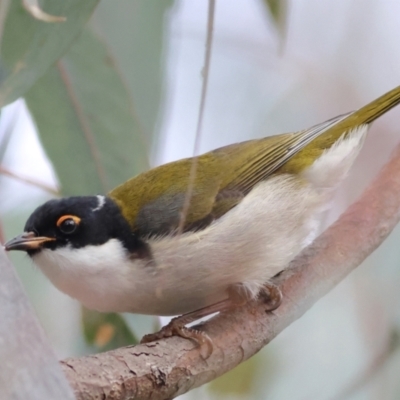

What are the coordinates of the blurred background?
(1, 0, 400, 399)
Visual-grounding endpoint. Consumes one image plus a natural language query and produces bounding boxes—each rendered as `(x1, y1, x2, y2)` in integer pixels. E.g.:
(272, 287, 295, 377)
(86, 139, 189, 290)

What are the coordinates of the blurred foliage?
(82, 308, 139, 352)
(1, 0, 174, 351)
(22, 0, 67, 23)
(208, 355, 260, 397)
(208, 345, 280, 398)
(262, 0, 287, 39)
(0, 0, 99, 107)
(25, 28, 149, 195)
(91, 0, 174, 140)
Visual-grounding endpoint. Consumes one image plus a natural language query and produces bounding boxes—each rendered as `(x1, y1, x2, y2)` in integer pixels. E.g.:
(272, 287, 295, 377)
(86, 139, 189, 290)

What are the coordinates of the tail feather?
(336, 85, 400, 131)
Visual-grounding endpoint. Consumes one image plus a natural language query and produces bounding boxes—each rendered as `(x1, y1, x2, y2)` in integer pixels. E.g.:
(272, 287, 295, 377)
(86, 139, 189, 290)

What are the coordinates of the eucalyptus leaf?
(25, 28, 150, 196)
(0, 0, 99, 107)
(91, 0, 174, 143)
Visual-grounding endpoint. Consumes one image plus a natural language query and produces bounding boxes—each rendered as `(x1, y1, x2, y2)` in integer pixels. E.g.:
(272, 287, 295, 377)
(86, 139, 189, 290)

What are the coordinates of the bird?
(4, 85, 400, 357)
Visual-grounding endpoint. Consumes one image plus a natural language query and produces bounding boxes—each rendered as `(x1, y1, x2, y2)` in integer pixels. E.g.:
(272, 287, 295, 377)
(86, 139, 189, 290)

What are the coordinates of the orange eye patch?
(56, 215, 81, 227)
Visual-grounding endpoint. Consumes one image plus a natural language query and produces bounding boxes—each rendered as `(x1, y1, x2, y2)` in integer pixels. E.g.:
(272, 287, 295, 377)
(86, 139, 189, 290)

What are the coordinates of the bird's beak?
(4, 232, 55, 252)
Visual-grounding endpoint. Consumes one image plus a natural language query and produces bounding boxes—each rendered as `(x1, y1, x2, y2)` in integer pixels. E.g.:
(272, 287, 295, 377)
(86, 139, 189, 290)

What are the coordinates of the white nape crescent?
(92, 195, 106, 212)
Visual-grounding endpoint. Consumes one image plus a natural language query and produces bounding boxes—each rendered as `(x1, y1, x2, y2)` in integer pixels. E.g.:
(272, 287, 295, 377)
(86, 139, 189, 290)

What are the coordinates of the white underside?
(33, 127, 368, 315)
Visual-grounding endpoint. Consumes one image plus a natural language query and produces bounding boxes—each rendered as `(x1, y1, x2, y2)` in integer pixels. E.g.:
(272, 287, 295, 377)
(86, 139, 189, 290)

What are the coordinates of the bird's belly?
(123, 276, 229, 316)
(77, 263, 232, 316)
(32, 242, 230, 316)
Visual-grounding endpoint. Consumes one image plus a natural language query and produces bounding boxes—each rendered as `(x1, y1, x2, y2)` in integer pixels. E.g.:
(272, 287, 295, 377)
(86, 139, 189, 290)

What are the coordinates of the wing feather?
(223, 112, 351, 193)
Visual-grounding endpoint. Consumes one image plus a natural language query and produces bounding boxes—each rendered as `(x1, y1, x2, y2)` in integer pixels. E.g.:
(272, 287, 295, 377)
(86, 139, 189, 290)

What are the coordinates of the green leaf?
(82, 308, 138, 352)
(25, 28, 150, 195)
(90, 0, 174, 140)
(262, 0, 287, 38)
(0, 0, 99, 107)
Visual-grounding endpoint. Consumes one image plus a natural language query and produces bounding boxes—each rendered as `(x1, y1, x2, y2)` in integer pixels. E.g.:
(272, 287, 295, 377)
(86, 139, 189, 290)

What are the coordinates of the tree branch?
(61, 140, 400, 400)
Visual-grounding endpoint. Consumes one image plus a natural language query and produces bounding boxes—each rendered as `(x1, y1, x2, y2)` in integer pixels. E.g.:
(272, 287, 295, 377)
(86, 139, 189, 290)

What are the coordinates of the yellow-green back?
(110, 85, 400, 237)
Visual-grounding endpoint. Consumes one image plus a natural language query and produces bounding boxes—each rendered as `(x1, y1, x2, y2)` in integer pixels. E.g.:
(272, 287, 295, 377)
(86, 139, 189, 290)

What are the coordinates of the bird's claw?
(141, 318, 214, 359)
(260, 282, 282, 311)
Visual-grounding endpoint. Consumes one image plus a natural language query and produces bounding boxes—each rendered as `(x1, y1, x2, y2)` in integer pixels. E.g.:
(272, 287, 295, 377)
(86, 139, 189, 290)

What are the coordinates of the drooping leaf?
(90, 0, 175, 140)
(262, 0, 287, 39)
(0, 0, 99, 107)
(25, 28, 150, 195)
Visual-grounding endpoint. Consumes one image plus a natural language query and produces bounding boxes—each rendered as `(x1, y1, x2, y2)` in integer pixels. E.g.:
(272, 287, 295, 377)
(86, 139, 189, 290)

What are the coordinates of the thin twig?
(0, 165, 59, 196)
(177, 0, 216, 233)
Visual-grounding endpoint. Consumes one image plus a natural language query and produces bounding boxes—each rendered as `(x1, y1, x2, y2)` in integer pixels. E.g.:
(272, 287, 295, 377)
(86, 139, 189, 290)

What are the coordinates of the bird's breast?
(31, 238, 230, 315)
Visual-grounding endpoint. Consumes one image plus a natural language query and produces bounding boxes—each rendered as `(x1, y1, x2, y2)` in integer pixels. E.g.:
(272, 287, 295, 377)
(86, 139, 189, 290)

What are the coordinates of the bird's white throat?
(32, 239, 138, 312)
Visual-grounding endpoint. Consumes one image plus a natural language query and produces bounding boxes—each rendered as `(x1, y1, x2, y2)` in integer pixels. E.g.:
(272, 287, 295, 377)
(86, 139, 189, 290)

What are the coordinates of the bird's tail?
(338, 85, 400, 130)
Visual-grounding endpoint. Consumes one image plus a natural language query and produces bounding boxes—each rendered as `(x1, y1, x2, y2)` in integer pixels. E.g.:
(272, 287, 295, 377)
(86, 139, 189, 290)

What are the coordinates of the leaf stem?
(178, 0, 216, 233)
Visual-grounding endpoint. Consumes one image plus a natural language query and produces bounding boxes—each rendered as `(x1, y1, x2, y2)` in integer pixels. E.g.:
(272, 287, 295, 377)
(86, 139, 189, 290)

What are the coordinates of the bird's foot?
(141, 315, 213, 358)
(140, 283, 282, 358)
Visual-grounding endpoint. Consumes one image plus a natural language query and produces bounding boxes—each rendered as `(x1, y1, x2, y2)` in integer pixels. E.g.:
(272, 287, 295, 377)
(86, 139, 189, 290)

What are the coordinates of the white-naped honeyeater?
(5, 86, 400, 357)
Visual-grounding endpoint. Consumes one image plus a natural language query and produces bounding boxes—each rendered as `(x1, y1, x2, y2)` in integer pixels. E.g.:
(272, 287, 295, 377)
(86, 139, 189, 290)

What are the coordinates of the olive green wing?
(110, 113, 350, 237)
(109, 155, 227, 236)
(217, 112, 351, 195)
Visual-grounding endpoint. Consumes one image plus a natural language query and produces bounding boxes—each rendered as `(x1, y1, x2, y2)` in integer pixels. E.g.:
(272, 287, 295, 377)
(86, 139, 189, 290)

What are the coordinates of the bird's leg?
(140, 282, 283, 358)
(140, 298, 234, 358)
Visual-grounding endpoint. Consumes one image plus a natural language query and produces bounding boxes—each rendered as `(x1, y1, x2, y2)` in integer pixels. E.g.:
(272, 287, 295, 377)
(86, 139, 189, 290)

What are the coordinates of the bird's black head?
(4, 195, 149, 257)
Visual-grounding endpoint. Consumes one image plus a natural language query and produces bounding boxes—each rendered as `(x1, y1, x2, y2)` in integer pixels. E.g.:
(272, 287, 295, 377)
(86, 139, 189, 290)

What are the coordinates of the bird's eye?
(56, 215, 81, 234)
